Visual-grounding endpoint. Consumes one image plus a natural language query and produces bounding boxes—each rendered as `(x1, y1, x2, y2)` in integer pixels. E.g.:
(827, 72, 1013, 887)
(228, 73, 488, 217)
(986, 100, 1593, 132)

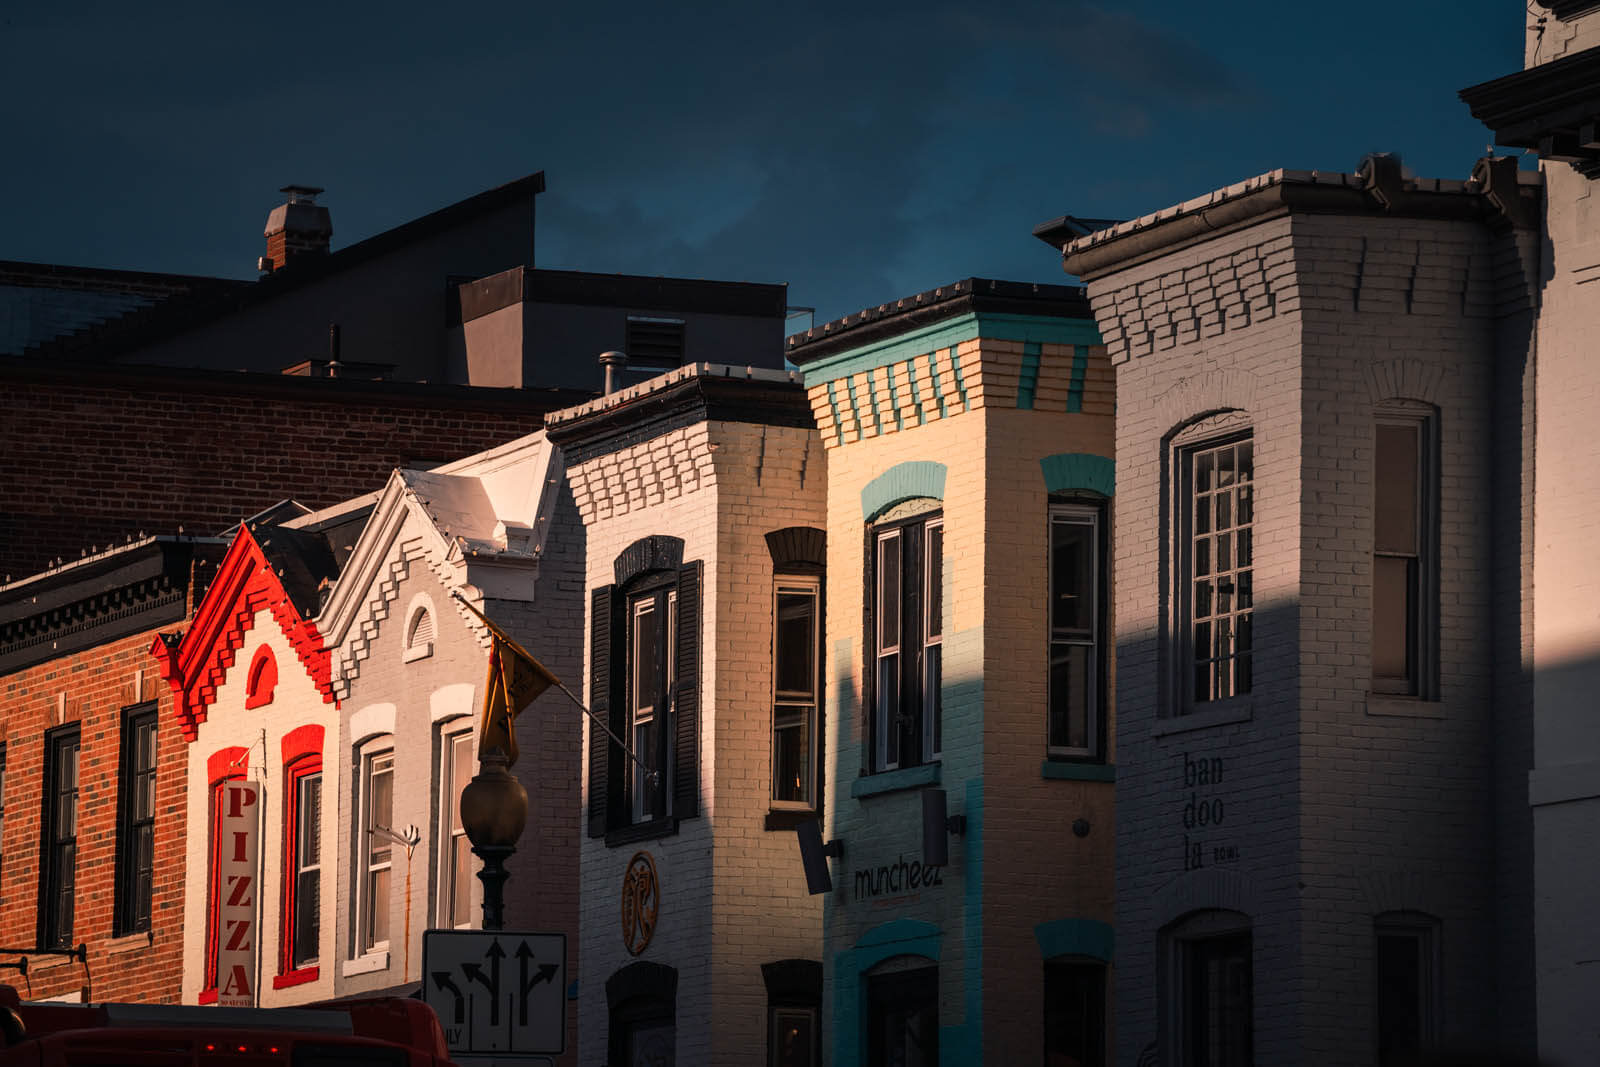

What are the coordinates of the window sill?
(851, 762, 940, 799)
(106, 932, 153, 957)
(341, 952, 389, 978)
(198, 989, 218, 1006)
(31, 954, 73, 973)
(765, 809, 818, 832)
(1152, 698, 1253, 736)
(1041, 761, 1115, 782)
(1365, 694, 1444, 719)
(272, 965, 320, 990)
(605, 816, 680, 848)
(403, 643, 433, 663)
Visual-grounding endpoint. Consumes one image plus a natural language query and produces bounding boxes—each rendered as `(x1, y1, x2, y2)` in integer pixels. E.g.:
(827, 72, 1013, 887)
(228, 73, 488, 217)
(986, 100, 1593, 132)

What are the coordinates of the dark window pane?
(925, 523, 943, 639)
(1196, 451, 1214, 493)
(1051, 520, 1093, 635)
(878, 654, 899, 766)
(1186, 934, 1253, 1067)
(295, 870, 320, 965)
(1237, 441, 1253, 481)
(1377, 931, 1424, 1066)
(1375, 423, 1420, 554)
(776, 592, 817, 698)
(1049, 643, 1092, 751)
(879, 534, 901, 651)
(772, 1009, 815, 1067)
(635, 604, 662, 711)
(1373, 556, 1413, 682)
(451, 835, 473, 926)
(773, 708, 811, 804)
(1044, 961, 1105, 1067)
(1195, 538, 1211, 578)
(1237, 485, 1253, 525)
(925, 643, 942, 757)
(1196, 493, 1212, 535)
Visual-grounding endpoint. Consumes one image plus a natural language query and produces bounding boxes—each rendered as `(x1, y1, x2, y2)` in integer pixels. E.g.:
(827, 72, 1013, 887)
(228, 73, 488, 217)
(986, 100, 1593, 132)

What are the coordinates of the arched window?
(1162, 909, 1253, 1067)
(404, 605, 435, 662)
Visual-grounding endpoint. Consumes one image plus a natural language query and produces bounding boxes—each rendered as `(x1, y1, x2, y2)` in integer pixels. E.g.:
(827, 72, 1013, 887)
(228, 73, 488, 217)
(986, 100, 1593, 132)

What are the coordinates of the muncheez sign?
(217, 780, 261, 1007)
(852, 854, 944, 902)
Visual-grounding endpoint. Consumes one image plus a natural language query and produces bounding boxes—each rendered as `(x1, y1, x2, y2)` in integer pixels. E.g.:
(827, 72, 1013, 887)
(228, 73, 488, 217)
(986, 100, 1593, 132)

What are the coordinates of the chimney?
(260, 185, 332, 273)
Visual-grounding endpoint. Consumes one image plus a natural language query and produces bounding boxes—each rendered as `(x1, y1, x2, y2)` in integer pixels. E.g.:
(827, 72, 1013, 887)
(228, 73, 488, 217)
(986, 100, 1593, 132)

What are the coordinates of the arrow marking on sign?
(515, 941, 560, 1026)
(462, 940, 505, 1026)
(430, 971, 465, 1025)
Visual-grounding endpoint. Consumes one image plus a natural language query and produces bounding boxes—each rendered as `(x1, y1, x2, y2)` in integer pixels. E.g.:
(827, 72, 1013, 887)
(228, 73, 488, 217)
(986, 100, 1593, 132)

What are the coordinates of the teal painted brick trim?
(797, 311, 1102, 386)
(947, 345, 969, 410)
(1067, 344, 1089, 413)
(1040, 453, 1115, 497)
(884, 362, 904, 431)
(833, 921, 944, 1066)
(845, 374, 863, 437)
(1017, 341, 1041, 410)
(1041, 761, 1117, 782)
(860, 460, 947, 520)
(902, 355, 925, 426)
(825, 380, 843, 437)
(850, 761, 941, 798)
(1034, 917, 1114, 963)
(856, 918, 943, 958)
(927, 349, 948, 418)
(867, 368, 886, 435)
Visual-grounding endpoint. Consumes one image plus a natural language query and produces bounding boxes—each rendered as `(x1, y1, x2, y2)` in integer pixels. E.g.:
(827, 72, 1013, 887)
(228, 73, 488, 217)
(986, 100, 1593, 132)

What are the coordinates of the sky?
(0, 2, 1526, 328)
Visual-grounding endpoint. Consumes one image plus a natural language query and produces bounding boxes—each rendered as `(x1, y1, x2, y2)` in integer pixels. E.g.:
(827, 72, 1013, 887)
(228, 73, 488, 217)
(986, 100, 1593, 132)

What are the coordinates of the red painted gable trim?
(151, 525, 337, 743)
(280, 724, 324, 766)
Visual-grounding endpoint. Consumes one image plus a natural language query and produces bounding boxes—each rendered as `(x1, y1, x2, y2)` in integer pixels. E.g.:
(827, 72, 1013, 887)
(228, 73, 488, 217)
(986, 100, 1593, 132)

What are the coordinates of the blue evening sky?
(0, 2, 1526, 327)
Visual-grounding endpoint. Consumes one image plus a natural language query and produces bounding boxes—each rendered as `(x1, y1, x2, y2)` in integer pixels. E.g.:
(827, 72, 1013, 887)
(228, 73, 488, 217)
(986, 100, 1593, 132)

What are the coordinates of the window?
(773, 578, 821, 807)
(439, 728, 476, 928)
(1373, 409, 1436, 697)
(405, 606, 435, 662)
(358, 746, 395, 954)
(630, 588, 676, 824)
(278, 725, 324, 985)
(866, 964, 939, 1067)
(1375, 912, 1438, 1066)
(1049, 502, 1106, 758)
(114, 705, 158, 936)
(771, 1007, 818, 1067)
(607, 960, 678, 1067)
(1044, 959, 1107, 1066)
(244, 645, 277, 709)
(867, 506, 943, 772)
(588, 544, 702, 843)
(764, 958, 822, 1067)
(1180, 435, 1253, 709)
(1167, 912, 1253, 1067)
(38, 726, 80, 950)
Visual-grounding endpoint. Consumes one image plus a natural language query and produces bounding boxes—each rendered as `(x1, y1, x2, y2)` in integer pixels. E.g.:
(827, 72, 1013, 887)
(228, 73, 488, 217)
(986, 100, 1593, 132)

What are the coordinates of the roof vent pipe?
(599, 350, 628, 395)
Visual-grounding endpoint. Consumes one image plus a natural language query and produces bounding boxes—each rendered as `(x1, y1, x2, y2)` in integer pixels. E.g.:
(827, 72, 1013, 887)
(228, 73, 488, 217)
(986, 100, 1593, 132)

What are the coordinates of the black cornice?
(1461, 46, 1600, 173)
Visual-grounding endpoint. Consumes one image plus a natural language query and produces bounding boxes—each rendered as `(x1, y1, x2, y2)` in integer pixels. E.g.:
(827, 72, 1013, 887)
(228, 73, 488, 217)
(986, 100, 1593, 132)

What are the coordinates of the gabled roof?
(316, 431, 564, 699)
(151, 522, 341, 741)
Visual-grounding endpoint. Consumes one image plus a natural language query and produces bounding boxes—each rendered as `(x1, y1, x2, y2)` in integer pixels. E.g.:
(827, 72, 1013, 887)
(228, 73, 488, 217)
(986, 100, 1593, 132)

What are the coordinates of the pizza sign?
(217, 780, 261, 1007)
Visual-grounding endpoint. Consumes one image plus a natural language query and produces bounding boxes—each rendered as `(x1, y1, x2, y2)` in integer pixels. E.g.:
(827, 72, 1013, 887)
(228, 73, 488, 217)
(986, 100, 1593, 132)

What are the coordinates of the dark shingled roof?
(249, 523, 342, 619)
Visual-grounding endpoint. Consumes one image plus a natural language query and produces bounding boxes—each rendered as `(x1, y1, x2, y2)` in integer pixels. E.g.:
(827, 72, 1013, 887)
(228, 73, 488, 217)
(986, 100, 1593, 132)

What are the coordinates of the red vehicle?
(0, 985, 458, 1067)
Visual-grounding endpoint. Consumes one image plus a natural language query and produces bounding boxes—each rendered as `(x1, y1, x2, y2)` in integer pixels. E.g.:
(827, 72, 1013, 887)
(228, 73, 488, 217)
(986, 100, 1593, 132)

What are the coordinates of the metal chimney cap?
(280, 185, 325, 203)
(598, 350, 628, 367)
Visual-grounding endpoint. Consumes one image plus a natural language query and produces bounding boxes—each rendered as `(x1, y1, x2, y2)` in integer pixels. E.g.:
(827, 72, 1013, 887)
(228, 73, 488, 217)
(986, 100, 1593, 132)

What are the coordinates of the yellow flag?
(476, 617, 559, 767)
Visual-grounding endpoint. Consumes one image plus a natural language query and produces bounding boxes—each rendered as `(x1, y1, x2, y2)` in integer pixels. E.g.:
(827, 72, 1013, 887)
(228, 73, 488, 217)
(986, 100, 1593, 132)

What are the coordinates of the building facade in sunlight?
(544, 365, 827, 1067)
(786, 279, 1116, 1065)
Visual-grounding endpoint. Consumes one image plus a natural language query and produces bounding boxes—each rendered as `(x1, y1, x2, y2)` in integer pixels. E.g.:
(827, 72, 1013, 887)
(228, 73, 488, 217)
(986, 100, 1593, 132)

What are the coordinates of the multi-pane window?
(630, 590, 677, 824)
(1375, 913, 1437, 1066)
(115, 707, 157, 936)
(1373, 411, 1435, 696)
(1185, 437, 1254, 707)
(770, 1006, 818, 1067)
(1049, 504, 1104, 757)
(1182, 932, 1253, 1067)
(773, 578, 821, 807)
(286, 767, 322, 970)
(1044, 960, 1106, 1066)
(39, 727, 81, 949)
(439, 729, 476, 928)
(360, 748, 395, 953)
(871, 509, 943, 772)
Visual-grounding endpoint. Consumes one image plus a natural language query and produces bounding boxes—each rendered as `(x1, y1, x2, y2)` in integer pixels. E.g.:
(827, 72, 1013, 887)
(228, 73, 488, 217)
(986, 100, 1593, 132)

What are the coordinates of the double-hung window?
(114, 706, 158, 936)
(1180, 435, 1253, 708)
(630, 588, 677, 824)
(869, 506, 943, 772)
(773, 577, 821, 808)
(1048, 503, 1105, 758)
(359, 747, 395, 954)
(282, 758, 322, 977)
(39, 726, 81, 949)
(439, 728, 476, 928)
(1373, 408, 1437, 697)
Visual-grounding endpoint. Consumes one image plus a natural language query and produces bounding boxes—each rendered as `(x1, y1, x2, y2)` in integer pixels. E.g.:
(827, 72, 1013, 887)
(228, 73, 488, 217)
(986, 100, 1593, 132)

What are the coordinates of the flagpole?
(450, 589, 659, 785)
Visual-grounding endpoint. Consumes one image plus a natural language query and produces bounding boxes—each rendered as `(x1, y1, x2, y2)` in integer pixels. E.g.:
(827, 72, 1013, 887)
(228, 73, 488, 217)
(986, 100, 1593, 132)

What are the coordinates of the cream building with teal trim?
(787, 278, 1116, 1065)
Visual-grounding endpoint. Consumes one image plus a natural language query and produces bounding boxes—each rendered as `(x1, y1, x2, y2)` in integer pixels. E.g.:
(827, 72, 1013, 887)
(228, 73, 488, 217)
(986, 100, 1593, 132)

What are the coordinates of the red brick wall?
(1, 362, 591, 580)
(0, 624, 187, 1003)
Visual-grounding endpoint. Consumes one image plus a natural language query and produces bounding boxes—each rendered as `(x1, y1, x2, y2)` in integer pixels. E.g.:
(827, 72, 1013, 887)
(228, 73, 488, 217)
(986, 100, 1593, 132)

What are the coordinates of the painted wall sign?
(621, 851, 659, 957)
(1177, 752, 1239, 871)
(217, 779, 261, 1007)
(851, 855, 944, 902)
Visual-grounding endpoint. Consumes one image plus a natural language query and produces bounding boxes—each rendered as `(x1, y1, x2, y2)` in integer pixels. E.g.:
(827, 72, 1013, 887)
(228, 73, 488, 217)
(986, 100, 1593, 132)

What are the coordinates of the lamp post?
(458, 752, 529, 931)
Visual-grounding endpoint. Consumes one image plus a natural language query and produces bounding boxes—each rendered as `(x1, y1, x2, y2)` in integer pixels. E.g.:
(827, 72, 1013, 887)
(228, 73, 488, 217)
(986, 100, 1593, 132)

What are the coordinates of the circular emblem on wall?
(620, 851, 660, 957)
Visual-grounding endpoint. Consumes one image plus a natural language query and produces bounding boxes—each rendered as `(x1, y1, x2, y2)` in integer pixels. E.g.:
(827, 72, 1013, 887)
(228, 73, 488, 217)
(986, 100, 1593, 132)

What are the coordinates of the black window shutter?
(673, 562, 702, 819)
(588, 585, 616, 838)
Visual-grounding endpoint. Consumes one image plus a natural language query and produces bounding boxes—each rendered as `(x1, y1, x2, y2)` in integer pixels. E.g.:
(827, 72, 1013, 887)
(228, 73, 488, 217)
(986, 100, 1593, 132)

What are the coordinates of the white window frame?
(870, 508, 943, 773)
(772, 576, 821, 809)
(629, 589, 676, 825)
(1176, 432, 1254, 712)
(404, 601, 435, 663)
(356, 745, 395, 957)
(1372, 406, 1438, 698)
(437, 726, 476, 929)
(290, 769, 322, 969)
(874, 526, 903, 772)
(1047, 503, 1102, 758)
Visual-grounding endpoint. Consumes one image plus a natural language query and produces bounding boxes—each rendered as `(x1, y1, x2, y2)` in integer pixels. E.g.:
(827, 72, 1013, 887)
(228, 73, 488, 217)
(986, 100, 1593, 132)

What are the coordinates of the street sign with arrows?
(422, 930, 566, 1059)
